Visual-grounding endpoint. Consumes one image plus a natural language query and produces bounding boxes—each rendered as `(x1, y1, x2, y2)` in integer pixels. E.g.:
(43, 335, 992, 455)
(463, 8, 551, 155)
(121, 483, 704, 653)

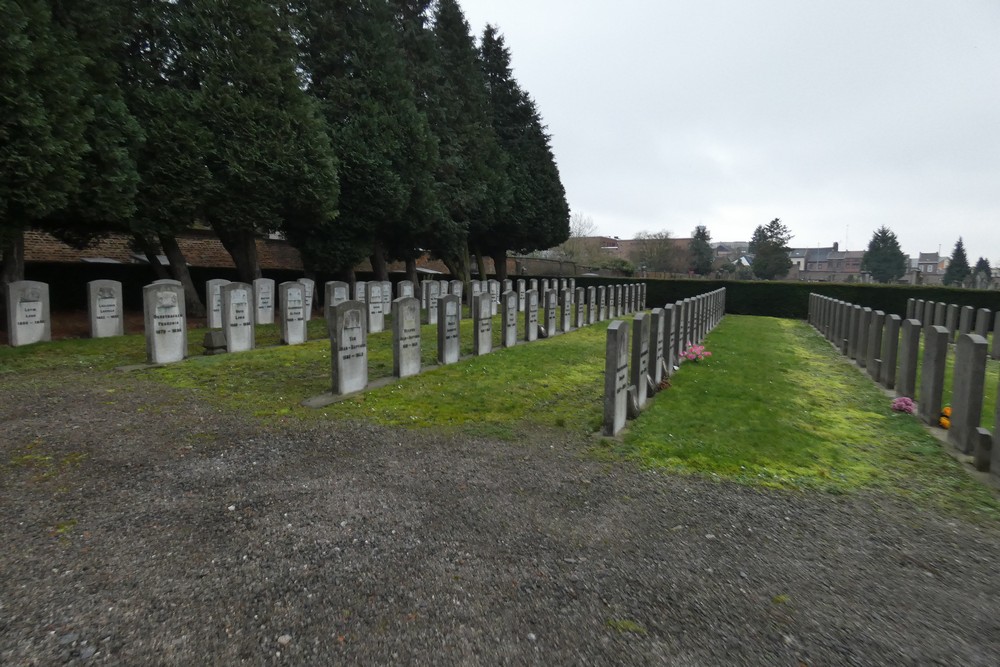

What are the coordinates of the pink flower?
(891, 397, 915, 414)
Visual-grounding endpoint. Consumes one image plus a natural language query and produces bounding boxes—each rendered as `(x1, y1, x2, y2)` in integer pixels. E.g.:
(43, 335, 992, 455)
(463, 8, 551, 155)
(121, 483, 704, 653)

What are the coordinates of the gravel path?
(2, 369, 999, 665)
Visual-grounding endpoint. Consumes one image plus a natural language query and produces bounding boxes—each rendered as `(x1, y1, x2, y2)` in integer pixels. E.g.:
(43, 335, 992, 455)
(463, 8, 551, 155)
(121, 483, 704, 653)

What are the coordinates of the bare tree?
(629, 230, 678, 273)
(553, 212, 599, 264)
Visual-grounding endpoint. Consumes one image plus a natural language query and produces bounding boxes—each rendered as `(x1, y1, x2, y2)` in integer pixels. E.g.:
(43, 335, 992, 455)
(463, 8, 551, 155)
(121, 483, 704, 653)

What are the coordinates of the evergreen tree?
(296, 0, 440, 280)
(689, 225, 713, 275)
(972, 256, 992, 289)
(749, 218, 793, 280)
(942, 237, 971, 287)
(478, 25, 568, 281)
(860, 226, 907, 283)
(0, 0, 116, 290)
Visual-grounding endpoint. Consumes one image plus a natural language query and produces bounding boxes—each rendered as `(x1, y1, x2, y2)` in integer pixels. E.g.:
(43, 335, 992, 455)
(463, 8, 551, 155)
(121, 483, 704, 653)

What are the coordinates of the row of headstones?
(808, 293, 1000, 475)
(328, 282, 651, 394)
(603, 288, 727, 437)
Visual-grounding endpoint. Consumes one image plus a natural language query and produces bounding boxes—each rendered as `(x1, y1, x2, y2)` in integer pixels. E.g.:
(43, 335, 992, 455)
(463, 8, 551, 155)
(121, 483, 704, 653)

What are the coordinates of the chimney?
(833, 242, 839, 251)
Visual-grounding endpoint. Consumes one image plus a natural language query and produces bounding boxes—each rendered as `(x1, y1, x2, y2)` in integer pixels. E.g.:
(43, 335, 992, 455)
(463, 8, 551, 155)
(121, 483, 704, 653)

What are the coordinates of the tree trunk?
(217, 229, 261, 284)
(160, 234, 206, 318)
(491, 250, 508, 282)
(370, 242, 388, 282)
(405, 257, 418, 284)
(0, 229, 25, 331)
(133, 235, 170, 280)
(473, 246, 488, 280)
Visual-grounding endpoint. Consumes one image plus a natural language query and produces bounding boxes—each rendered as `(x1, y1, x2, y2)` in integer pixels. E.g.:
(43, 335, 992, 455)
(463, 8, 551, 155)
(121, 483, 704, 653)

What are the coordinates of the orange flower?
(939, 416, 951, 429)
(941, 406, 952, 417)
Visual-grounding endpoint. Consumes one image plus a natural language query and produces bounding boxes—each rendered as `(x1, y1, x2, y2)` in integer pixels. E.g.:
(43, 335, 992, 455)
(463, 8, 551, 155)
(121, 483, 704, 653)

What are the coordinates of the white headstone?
(560, 290, 572, 333)
(603, 320, 629, 436)
(222, 282, 255, 353)
(425, 281, 440, 325)
(524, 289, 539, 342)
(329, 300, 368, 395)
(143, 281, 186, 364)
(437, 294, 461, 364)
(279, 281, 307, 345)
(517, 280, 526, 313)
(298, 278, 315, 321)
(502, 290, 518, 348)
(253, 278, 275, 325)
(381, 281, 392, 315)
(355, 281, 367, 304)
(392, 296, 421, 378)
(206, 279, 230, 328)
(6, 280, 51, 347)
(473, 293, 493, 355)
(87, 279, 123, 338)
(488, 280, 500, 316)
(398, 280, 414, 299)
(366, 282, 385, 333)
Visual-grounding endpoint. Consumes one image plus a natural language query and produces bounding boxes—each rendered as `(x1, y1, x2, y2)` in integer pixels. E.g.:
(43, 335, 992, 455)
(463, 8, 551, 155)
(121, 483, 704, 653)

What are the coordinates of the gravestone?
(450, 280, 463, 300)
(517, 280, 526, 312)
(974, 308, 991, 338)
(502, 290, 518, 348)
(438, 280, 450, 305)
(221, 282, 255, 353)
(524, 289, 539, 342)
(366, 282, 385, 333)
(597, 286, 607, 321)
(398, 280, 414, 299)
(298, 278, 315, 321)
(949, 334, 988, 454)
(575, 287, 586, 328)
(279, 281, 307, 345)
(206, 279, 230, 328)
(325, 281, 350, 321)
(905, 298, 915, 320)
(473, 293, 493, 355)
(603, 321, 630, 436)
(568, 278, 576, 293)
(922, 300, 935, 329)
(631, 312, 651, 409)
(586, 287, 597, 325)
(945, 303, 959, 340)
(881, 314, 901, 389)
(529, 279, 538, 292)
(856, 307, 872, 368)
(914, 299, 925, 324)
(933, 302, 946, 327)
(542, 289, 557, 337)
(560, 290, 572, 332)
(381, 281, 392, 317)
(437, 294, 461, 364)
(867, 310, 885, 381)
(469, 281, 483, 309)
(503, 279, 513, 294)
(649, 308, 666, 386)
(143, 281, 186, 364)
(6, 280, 51, 347)
(662, 304, 676, 376)
(87, 279, 123, 338)
(847, 305, 861, 360)
(917, 325, 949, 425)
(425, 280, 441, 325)
(639, 283, 646, 310)
(993, 312, 1000, 360)
(958, 306, 974, 335)
(488, 280, 500, 316)
(253, 278, 275, 325)
(356, 280, 368, 304)
(896, 319, 920, 398)
(392, 296, 421, 378)
(673, 300, 686, 363)
(329, 300, 368, 395)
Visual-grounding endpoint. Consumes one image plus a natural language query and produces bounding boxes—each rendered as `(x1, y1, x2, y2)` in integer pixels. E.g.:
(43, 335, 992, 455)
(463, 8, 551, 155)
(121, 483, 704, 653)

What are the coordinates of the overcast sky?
(459, 0, 1000, 260)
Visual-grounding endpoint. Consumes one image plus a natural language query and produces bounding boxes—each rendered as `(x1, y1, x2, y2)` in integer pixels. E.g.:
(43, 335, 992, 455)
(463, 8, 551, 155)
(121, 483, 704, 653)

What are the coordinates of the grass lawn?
(3, 310, 997, 519)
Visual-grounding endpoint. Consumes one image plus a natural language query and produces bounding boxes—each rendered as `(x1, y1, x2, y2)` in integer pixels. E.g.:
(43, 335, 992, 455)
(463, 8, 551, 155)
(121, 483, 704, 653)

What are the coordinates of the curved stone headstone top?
(88, 279, 123, 339)
(297, 278, 315, 322)
(329, 300, 368, 395)
(437, 294, 461, 365)
(222, 282, 255, 353)
(253, 278, 275, 325)
(398, 280, 415, 299)
(143, 281, 186, 364)
(205, 279, 230, 329)
(279, 281, 307, 345)
(366, 281, 385, 333)
(392, 296, 421, 378)
(6, 280, 51, 347)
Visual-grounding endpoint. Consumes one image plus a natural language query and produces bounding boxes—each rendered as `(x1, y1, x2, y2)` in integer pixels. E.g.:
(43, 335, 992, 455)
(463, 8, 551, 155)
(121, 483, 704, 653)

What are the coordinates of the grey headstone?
(880, 314, 901, 389)
(221, 282, 255, 353)
(958, 305, 974, 335)
(543, 290, 558, 336)
(974, 428, 992, 472)
(857, 307, 872, 368)
(488, 280, 500, 316)
(325, 281, 350, 322)
(437, 294, 461, 365)
(205, 279, 229, 329)
(913, 299, 925, 324)
(450, 280, 463, 300)
(922, 300, 935, 329)
(847, 305, 862, 360)
(398, 280, 414, 299)
(662, 304, 676, 375)
(503, 279, 513, 294)
(253, 278, 275, 325)
(905, 298, 915, 320)
(867, 310, 885, 381)
(425, 281, 440, 325)
(87, 279, 123, 338)
(597, 286, 607, 321)
(586, 286, 597, 324)
(649, 308, 666, 386)
(993, 311, 1000, 360)
(366, 282, 385, 333)
(945, 303, 959, 340)
(279, 281, 307, 345)
(974, 308, 991, 338)
(933, 302, 946, 327)
(896, 319, 920, 398)
(517, 280, 526, 312)
(473, 293, 493, 355)
(381, 281, 392, 315)
(329, 300, 368, 395)
(603, 320, 630, 436)
(502, 290, 518, 348)
(356, 280, 368, 304)
(560, 290, 572, 333)
(392, 296, 421, 378)
(524, 289, 539, 342)
(631, 313, 650, 410)
(529, 279, 538, 292)
(297, 278, 315, 322)
(673, 300, 685, 364)
(949, 334, 988, 454)
(575, 288, 586, 328)
(917, 325, 949, 426)
(143, 281, 186, 364)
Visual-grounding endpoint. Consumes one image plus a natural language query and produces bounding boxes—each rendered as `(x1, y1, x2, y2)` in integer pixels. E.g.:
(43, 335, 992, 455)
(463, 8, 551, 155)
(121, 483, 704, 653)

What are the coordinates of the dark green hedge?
(570, 276, 1000, 320)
